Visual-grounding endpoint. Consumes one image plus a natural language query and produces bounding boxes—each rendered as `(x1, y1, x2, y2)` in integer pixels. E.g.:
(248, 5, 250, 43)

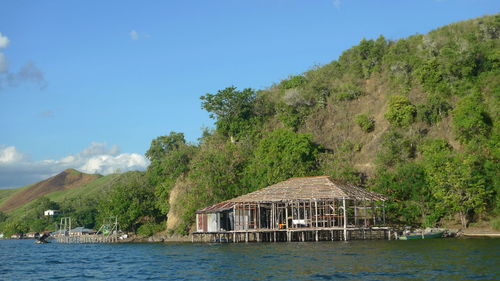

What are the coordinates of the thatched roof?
(197, 176, 387, 213)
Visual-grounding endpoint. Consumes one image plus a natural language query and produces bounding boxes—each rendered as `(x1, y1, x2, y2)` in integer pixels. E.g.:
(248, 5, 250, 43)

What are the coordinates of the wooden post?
(343, 197, 347, 241)
(354, 200, 357, 227)
(234, 205, 238, 231)
(233, 205, 236, 231)
(270, 203, 274, 230)
(257, 203, 261, 229)
(372, 201, 376, 226)
(363, 199, 367, 228)
(285, 202, 289, 230)
(314, 200, 318, 228)
(332, 200, 336, 227)
(382, 201, 386, 225)
(303, 201, 306, 226)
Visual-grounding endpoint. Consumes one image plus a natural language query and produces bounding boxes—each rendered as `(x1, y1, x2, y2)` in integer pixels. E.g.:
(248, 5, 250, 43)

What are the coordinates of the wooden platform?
(55, 234, 119, 243)
(462, 233, 500, 238)
(192, 227, 392, 243)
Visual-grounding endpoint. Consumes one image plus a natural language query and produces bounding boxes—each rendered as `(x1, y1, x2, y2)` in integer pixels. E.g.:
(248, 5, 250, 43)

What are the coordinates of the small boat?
(35, 239, 50, 244)
(35, 232, 51, 244)
(399, 231, 444, 240)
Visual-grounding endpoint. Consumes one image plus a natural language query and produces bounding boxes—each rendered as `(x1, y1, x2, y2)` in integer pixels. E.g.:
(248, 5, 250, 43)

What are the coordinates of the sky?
(0, 0, 498, 188)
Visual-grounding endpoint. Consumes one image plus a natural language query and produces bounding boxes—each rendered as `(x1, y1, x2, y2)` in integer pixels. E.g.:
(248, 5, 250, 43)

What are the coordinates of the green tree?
(371, 163, 434, 225)
(385, 95, 417, 127)
(376, 131, 416, 167)
(27, 197, 60, 222)
(417, 94, 452, 125)
(426, 153, 491, 228)
(97, 172, 160, 232)
(145, 132, 197, 214)
(200, 86, 257, 139)
(452, 92, 492, 144)
(172, 139, 249, 234)
(244, 129, 320, 189)
(145, 132, 186, 163)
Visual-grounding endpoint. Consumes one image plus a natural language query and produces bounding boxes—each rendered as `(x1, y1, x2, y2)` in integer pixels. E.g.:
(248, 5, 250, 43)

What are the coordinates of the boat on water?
(34, 232, 51, 244)
(35, 239, 50, 244)
(398, 231, 444, 240)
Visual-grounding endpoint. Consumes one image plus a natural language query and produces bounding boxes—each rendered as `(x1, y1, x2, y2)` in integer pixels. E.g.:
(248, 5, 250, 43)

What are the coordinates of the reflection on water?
(0, 238, 498, 280)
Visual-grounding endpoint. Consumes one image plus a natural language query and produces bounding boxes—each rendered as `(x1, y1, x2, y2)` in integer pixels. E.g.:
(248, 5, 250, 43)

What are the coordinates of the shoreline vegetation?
(1, 13, 499, 240)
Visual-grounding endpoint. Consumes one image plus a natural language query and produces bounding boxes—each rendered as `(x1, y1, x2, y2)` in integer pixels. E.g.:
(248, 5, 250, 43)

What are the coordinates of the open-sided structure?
(193, 176, 391, 242)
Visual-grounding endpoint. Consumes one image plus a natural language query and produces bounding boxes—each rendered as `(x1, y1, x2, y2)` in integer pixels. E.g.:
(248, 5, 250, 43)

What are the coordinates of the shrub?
(376, 131, 416, 167)
(417, 95, 452, 125)
(280, 75, 307, 89)
(335, 82, 363, 101)
(385, 95, 417, 127)
(355, 114, 375, 133)
(137, 222, 165, 237)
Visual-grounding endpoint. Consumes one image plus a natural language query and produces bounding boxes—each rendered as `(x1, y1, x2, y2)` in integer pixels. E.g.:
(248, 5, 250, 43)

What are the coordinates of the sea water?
(0, 238, 498, 280)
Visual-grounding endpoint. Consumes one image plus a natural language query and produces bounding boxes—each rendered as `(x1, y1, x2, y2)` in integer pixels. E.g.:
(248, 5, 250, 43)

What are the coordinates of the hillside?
(5, 173, 121, 219)
(0, 169, 101, 212)
(157, 13, 500, 233)
(0, 170, 125, 235)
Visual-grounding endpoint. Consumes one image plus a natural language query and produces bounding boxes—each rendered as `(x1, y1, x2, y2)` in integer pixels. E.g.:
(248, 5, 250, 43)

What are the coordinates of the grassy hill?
(0, 169, 125, 235)
(0, 169, 101, 213)
(4, 173, 121, 218)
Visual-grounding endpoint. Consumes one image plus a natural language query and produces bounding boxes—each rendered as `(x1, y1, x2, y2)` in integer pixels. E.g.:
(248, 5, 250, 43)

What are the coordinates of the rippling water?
(0, 238, 498, 280)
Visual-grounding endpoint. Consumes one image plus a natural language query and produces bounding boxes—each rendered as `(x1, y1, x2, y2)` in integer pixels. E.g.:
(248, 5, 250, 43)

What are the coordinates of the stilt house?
(193, 176, 391, 242)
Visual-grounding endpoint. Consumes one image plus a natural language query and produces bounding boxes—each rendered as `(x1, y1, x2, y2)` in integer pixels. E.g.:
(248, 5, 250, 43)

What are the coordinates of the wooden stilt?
(314, 200, 318, 228)
(343, 197, 347, 241)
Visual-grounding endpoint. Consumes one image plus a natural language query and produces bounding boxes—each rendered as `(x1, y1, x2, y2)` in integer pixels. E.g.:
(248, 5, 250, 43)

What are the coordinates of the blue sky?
(0, 0, 498, 187)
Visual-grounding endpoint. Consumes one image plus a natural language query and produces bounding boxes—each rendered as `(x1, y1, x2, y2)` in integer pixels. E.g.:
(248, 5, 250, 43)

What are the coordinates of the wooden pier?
(55, 234, 120, 243)
(193, 227, 392, 243)
(54, 216, 121, 243)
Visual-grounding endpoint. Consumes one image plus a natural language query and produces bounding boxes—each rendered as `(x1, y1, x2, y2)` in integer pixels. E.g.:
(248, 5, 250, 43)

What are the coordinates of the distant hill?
(0, 169, 101, 212)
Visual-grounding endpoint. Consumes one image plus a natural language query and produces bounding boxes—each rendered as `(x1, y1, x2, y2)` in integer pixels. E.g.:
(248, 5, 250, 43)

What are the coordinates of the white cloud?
(82, 142, 119, 156)
(0, 143, 149, 188)
(333, 0, 341, 9)
(0, 53, 7, 73)
(130, 30, 139, 40)
(0, 33, 9, 49)
(0, 146, 27, 164)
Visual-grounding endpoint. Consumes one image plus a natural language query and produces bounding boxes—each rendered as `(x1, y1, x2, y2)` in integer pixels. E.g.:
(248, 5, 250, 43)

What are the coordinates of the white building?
(44, 209, 60, 216)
